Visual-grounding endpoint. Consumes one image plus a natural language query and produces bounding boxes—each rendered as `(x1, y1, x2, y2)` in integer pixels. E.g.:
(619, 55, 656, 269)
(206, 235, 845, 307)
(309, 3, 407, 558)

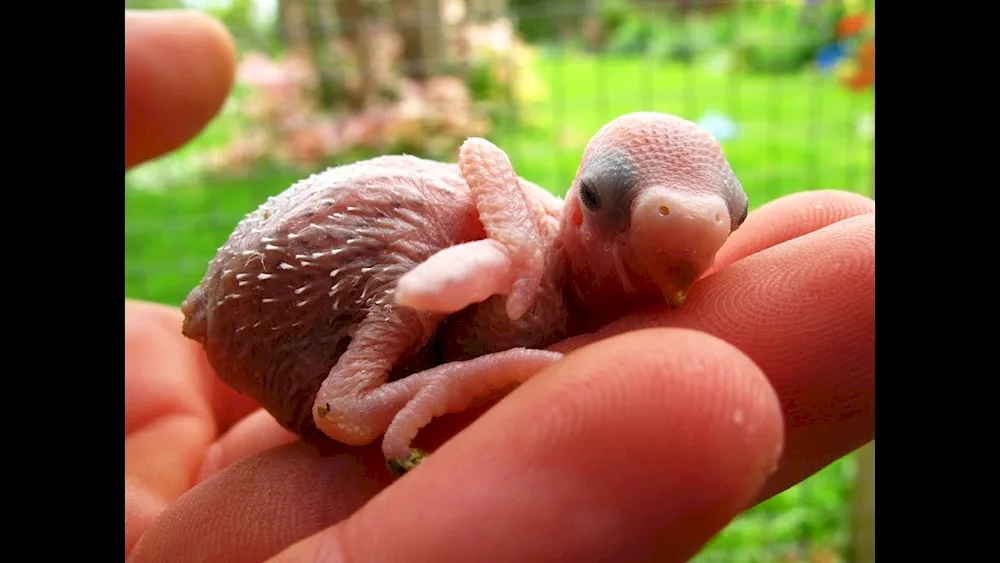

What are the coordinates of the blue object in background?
(698, 111, 738, 141)
(816, 43, 847, 72)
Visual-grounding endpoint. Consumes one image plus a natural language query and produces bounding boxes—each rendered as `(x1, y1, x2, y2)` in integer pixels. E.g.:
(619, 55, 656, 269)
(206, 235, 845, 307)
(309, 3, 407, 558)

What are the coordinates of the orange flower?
(857, 39, 875, 69)
(837, 14, 870, 38)
(843, 69, 874, 92)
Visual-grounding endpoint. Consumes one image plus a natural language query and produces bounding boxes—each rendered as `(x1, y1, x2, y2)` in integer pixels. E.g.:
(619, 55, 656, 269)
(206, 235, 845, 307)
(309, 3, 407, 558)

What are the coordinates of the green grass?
(125, 52, 872, 562)
(697, 454, 859, 562)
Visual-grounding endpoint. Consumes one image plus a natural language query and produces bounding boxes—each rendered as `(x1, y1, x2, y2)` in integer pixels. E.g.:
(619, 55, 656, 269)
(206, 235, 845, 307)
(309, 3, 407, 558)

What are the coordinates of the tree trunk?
(277, 0, 341, 109)
(394, 0, 447, 80)
(307, 0, 342, 109)
(335, 0, 379, 110)
(278, 0, 310, 55)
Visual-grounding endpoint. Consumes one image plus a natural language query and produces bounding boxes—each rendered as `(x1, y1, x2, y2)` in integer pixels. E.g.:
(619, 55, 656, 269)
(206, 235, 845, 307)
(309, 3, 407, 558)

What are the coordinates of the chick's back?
(181, 155, 485, 436)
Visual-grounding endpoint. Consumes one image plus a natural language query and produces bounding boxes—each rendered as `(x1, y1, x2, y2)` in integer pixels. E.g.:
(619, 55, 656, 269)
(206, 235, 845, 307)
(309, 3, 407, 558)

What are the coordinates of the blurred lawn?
(125, 51, 872, 562)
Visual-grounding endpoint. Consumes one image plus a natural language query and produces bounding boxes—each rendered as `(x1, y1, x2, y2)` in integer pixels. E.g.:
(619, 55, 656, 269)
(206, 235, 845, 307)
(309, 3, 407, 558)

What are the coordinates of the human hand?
(125, 10, 874, 562)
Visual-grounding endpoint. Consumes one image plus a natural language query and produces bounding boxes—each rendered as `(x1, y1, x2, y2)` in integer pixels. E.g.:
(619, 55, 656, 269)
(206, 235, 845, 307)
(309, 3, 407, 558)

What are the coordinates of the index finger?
(560, 190, 875, 500)
(125, 299, 266, 555)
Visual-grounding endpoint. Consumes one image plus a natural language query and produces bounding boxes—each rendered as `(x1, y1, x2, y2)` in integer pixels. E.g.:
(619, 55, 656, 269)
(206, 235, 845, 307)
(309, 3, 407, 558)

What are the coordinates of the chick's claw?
(380, 348, 565, 462)
(387, 448, 429, 479)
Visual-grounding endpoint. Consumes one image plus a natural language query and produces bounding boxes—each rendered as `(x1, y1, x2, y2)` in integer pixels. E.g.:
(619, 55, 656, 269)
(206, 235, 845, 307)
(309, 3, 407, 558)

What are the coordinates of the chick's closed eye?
(736, 203, 748, 228)
(575, 149, 640, 233)
(579, 179, 601, 211)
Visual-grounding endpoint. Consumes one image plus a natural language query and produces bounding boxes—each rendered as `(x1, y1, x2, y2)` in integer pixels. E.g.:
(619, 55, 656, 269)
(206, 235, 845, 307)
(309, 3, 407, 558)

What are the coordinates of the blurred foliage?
(186, 18, 546, 175)
(695, 454, 858, 562)
(456, 20, 550, 123)
(508, 0, 864, 74)
(735, 0, 844, 73)
(209, 0, 274, 51)
(509, 0, 578, 43)
(206, 48, 491, 173)
(600, 0, 840, 71)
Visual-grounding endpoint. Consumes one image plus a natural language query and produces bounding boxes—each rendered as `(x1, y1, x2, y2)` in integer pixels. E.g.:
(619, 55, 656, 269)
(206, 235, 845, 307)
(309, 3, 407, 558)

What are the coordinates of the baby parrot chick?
(180, 112, 749, 477)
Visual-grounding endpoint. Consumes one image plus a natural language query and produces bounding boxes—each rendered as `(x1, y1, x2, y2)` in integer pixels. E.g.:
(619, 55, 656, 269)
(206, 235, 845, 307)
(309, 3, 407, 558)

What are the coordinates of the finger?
(125, 299, 260, 438)
(126, 478, 170, 558)
(125, 301, 219, 506)
(195, 408, 298, 484)
(588, 213, 875, 501)
(125, 10, 236, 169)
(272, 329, 784, 563)
(125, 300, 214, 434)
(125, 299, 263, 531)
(125, 413, 215, 506)
(128, 441, 388, 563)
(708, 189, 875, 275)
(128, 330, 782, 562)
(207, 373, 264, 435)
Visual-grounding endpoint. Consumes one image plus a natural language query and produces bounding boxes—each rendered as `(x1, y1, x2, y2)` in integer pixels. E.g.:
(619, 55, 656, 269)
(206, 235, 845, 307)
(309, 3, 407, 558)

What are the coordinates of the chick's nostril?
(658, 205, 671, 216)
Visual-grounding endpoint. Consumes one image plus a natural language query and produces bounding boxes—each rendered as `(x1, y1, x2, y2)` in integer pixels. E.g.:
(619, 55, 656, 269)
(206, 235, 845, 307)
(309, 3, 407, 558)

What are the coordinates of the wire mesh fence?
(125, 1, 874, 561)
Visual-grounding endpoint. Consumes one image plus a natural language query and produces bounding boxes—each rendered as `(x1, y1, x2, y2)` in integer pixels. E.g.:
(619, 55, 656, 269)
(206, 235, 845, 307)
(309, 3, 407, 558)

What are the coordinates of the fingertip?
(663, 213, 875, 498)
(285, 328, 783, 562)
(711, 189, 875, 273)
(125, 9, 237, 168)
(550, 328, 787, 509)
(125, 298, 184, 330)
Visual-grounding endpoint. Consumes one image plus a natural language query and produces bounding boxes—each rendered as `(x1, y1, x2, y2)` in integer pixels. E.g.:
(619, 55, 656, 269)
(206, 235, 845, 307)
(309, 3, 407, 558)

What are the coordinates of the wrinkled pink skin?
(181, 112, 749, 466)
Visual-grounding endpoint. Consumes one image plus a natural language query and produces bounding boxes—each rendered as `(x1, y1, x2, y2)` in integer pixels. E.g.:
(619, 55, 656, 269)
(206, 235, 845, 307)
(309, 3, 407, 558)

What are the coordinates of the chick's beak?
(626, 186, 732, 308)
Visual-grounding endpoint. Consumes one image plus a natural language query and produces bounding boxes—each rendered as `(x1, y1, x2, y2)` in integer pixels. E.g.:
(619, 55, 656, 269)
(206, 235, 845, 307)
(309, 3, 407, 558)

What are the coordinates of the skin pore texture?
(180, 112, 751, 473)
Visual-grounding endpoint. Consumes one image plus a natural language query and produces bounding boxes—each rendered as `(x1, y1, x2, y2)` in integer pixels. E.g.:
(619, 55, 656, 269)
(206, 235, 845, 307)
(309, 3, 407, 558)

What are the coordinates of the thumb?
(270, 329, 785, 562)
(125, 10, 236, 169)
